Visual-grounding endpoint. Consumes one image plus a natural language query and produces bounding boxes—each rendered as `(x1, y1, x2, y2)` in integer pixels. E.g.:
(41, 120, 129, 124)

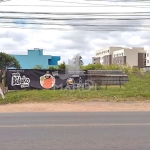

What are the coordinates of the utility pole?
(0, 69, 5, 95)
(2, 73, 5, 93)
(0, 87, 5, 99)
(0, 69, 5, 99)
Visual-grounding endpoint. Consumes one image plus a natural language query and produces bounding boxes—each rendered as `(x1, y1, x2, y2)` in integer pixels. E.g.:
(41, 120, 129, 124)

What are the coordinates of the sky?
(0, 0, 150, 65)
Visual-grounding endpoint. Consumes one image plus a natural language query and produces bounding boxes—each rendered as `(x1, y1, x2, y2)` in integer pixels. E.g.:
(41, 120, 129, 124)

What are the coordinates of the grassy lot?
(1, 72, 150, 104)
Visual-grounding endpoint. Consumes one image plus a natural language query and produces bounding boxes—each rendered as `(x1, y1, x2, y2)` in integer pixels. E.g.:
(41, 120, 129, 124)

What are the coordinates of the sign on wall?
(6, 69, 87, 90)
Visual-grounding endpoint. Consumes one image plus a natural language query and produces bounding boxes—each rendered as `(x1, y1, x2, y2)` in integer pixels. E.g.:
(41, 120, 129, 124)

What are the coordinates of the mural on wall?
(6, 69, 87, 90)
(40, 71, 55, 89)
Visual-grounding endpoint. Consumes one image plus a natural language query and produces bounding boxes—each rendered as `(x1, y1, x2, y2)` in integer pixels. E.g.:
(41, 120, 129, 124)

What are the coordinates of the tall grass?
(1, 71, 150, 104)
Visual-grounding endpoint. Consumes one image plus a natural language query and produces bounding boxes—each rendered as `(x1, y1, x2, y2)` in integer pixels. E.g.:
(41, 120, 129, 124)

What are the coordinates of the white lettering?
(11, 73, 30, 88)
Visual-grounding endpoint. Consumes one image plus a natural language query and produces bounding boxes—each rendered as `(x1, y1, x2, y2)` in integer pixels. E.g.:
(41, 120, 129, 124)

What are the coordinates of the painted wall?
(12, 49, 60, 69)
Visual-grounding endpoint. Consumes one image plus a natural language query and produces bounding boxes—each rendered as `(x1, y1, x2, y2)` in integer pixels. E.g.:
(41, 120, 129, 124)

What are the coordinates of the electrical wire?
(1, 20, 149, 27)
(1, 25, 149, 31)
(41, 0, 150, 4)
(0, 16, 149, 20)
(0, 11, 150, 15)
(1, 0, 150, 7)
(0, 4, 149, 31)
(0, 4, 150, 8)
(40, 0, 100, 6)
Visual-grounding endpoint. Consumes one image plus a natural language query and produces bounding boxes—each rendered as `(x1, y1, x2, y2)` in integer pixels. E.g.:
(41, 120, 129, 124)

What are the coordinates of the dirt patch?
(0, 102, 150, 113)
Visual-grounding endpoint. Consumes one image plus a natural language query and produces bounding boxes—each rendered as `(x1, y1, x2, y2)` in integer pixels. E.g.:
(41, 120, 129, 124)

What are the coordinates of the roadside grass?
(1, 72, 150, 104)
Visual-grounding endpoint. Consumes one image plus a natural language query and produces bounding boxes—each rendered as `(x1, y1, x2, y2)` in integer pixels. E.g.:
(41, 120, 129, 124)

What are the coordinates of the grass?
(1, 72, 150, 104)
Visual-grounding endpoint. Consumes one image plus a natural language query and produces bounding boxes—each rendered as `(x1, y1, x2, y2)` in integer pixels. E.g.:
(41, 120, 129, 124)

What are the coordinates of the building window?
(147, 60, 149, 64)
(143, 53, 146, 59)
(143, 60, 146, 66)
(147, 53, 149, 57)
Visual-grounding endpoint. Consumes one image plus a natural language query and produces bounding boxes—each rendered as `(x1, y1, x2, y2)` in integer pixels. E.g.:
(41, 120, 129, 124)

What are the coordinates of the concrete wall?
(124, 48, 138, 67)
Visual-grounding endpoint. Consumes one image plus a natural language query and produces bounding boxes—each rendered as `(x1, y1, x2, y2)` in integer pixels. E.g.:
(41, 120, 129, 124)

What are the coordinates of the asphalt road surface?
(0, 112, 150, 150)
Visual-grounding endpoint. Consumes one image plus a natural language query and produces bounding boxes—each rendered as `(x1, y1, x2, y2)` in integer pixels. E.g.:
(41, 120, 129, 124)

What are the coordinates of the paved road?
(0, 112, 150, 150)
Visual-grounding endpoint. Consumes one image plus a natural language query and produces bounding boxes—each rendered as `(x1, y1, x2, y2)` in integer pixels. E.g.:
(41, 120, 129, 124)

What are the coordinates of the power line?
(0, 11, 150, 16)
(41, 0, 150, 5)
(40, 0, 100, 6)
(84, 0, 150, 2)
(0, 18, 149, 31)
(0, 0, 150, 7)
(0, 4, 150, 8)
(1, 25, 149, 31)
(0, 16, 149, 20)
(1, 21, 149, 27)
(0, 4, 149, 31)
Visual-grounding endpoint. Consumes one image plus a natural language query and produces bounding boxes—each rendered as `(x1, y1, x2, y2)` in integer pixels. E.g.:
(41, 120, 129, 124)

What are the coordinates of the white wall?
(125, 49, 137, 66)
(113, 49, 124, 58)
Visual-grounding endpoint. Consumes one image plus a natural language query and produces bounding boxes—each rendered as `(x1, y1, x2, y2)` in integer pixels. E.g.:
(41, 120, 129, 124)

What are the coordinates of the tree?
(81, 63, 104, 70)
(73, 54, 84, 67)
(0, 52, 21, 72)
(0, 52, 21, 93)
(32, 65, 44, 69)
(79, 55, 83, 66)
(47, 66, 57, 70)
(58, 61, 66, 71)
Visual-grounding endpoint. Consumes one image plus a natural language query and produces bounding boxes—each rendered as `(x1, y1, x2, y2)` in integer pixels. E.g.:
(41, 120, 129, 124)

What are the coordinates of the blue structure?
(12, 48, 60, 69)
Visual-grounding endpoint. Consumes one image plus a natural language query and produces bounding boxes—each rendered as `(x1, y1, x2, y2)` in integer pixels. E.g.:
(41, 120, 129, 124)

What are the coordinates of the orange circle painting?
(40, 71, 55, 89)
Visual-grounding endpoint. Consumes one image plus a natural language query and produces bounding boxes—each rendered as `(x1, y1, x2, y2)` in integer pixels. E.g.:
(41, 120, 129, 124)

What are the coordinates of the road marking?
(0, 123, 150, 128)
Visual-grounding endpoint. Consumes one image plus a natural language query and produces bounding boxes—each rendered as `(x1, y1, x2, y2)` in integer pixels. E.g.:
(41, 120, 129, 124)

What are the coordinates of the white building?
(93, 46, 146, 68)
(94, 46, 123, 65)
(113, 47, 146, 67)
